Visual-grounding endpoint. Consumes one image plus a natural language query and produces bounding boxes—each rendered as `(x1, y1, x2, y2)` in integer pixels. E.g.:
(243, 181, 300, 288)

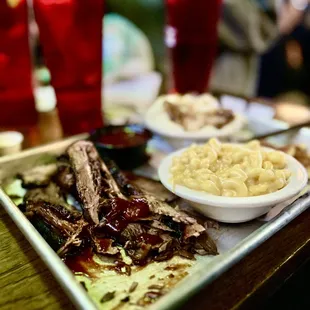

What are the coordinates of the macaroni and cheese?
(170, 139, 291, 197)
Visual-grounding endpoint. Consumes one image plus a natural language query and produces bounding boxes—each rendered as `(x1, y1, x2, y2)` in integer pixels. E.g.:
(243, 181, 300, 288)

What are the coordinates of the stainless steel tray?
(1, 135, 310, 310)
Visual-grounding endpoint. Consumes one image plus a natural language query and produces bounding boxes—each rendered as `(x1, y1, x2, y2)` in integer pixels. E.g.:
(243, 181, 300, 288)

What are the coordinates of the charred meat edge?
(68, 141, 126, 224)
(25, 200, 88, 256)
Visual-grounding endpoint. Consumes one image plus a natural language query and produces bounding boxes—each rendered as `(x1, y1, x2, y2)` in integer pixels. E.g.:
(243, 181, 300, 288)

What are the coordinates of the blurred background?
(29, 0, 310, 112)
(100, 0, 310, 102)
(32, 1, 310, 93)
(31, 0, 310, 99)
(1, 0, 310, 144)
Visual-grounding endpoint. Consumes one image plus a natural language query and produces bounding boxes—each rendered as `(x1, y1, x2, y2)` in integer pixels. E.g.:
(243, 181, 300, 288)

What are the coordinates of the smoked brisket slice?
(67, 141, 126, 224)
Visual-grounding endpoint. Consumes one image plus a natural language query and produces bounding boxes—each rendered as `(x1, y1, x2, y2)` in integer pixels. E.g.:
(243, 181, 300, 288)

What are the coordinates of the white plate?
(158, 146, 308, 223)
(145, 95, 246, 149)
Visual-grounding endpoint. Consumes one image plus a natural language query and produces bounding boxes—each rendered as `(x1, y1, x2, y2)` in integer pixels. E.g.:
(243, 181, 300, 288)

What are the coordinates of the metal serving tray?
(1, 134, 310, 310)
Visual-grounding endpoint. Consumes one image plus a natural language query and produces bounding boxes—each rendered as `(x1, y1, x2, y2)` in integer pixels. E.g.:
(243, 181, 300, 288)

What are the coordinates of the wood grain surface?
(1, 111, 310, 310)
(0, 207, 74, 310)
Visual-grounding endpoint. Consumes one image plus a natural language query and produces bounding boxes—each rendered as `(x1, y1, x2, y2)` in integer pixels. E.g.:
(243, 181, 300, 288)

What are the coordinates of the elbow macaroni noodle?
(170, 139, 291, 197)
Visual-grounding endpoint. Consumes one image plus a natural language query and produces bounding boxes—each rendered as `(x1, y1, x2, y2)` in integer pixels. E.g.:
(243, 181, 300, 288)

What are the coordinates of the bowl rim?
(89, 124, 153, 149)
(158, 145, 308, 208)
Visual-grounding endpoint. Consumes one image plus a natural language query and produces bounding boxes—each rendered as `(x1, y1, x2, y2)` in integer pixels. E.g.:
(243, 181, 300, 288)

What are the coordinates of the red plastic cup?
(33, 0, 104, 135)
(0, 0, 36, 128)
(165, 0, 222, 94)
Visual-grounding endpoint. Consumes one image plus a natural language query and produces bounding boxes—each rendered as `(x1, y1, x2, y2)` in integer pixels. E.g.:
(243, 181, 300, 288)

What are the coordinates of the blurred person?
(209, 0, 277, 98)
(258, 1, 310, 98)
(258, 32, 310, 99)
(283, 39, 309, 93)
(277, 0, 309, 34)
(210, 0, 308, 98)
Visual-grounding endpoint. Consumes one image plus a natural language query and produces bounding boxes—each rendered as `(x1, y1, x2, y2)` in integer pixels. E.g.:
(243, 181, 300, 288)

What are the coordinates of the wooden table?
(1, 112, 310, 310)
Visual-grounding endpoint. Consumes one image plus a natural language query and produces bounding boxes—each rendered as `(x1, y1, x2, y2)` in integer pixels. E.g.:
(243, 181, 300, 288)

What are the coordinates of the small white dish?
(158, 147, 308, 223)
(220, 95, 247, 114)
(247, 102, 275, 120)
(0, 131, 24, 156)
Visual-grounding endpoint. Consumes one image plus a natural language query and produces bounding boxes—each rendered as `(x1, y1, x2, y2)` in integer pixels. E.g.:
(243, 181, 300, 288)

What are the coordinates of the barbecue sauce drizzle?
(64, 197, 162, 275)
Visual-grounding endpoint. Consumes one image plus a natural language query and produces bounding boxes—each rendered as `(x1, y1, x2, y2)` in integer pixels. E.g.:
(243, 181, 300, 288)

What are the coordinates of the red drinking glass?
(0, 0, 36, 128)
(165, 0, 222, 94)
(33, 0, 104, 135)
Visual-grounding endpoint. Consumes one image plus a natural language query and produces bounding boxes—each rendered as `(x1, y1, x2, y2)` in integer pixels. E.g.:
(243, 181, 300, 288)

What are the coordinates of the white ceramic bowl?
(145, 95, 246, 149)
(158, 147, 308, 223)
